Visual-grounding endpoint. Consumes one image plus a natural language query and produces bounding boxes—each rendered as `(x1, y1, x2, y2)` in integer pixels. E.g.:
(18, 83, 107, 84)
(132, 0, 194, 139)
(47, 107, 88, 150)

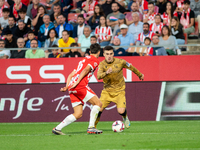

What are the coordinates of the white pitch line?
(0, 132, 199, 137)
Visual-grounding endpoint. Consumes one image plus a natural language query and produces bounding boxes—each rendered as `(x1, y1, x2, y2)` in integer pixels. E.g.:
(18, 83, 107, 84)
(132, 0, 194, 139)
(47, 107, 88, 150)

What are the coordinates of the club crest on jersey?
(126, 62, 130, 67)
(94, 62, 97, 67)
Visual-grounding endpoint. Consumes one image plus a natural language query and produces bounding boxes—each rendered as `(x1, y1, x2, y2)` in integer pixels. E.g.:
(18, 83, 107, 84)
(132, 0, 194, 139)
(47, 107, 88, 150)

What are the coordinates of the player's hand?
(60, 87, 68, 92)
(69, 82, 78, 90)
(106, 67, 112, 74)
(139, 74, 144, 81)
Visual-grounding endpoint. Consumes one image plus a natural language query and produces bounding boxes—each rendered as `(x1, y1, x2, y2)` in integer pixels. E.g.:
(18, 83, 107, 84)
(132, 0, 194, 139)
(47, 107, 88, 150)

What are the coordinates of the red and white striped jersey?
(176, 0, 184, 8)
(82, 0, 98, 15)
(162, 11, 178, 26)
(143, 12, 157, 25)
(137, 31, 155, 45)
(95, 26, 112, 41)
(68, 55, 99, 90)
(150, 22, 164, 34)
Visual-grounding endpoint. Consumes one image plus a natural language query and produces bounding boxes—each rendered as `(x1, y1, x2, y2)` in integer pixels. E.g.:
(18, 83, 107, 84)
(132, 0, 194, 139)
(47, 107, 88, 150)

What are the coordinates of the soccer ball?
(112, 120, 125, 132)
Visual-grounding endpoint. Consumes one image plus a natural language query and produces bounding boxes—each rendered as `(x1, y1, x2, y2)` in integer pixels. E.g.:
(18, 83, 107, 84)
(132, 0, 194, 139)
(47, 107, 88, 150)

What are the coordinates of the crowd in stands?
(0, 0, 199, 59)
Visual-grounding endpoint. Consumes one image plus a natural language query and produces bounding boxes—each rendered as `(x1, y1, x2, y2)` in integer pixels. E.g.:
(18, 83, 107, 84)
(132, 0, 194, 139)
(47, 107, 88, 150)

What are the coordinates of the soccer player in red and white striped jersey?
(52, 43, 103, 135)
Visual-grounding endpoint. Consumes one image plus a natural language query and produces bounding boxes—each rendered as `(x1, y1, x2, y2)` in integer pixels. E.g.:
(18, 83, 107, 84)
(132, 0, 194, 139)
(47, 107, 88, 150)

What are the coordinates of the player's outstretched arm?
(69, 65, 92, 89)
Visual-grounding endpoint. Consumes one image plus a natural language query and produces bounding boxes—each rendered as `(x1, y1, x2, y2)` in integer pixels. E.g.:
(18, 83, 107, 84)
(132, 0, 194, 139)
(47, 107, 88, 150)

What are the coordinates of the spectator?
(44, 28, 59, 53)
(118, 24, 135, 52)
(126, 2, 143, 25)
(136, 23, 155, 46)
(128, 12, 143, 41)
(150, 14, 164, 36)
(44, 0, 60, 15)
(58, 30, 75, 55)
(50, 4, 62, 27)
(144, 37, 153, 56)
(175, 0, 184, 13)
(10, 0, 27, 20)
(0, 8, 9, 29)
(81, 0, 98, 21)
(65, 43, 82, 57)
(135, 0, 148, 14)
(111, 13, 126, 42)
(78, 26, 92, 56)
(171, 16, 185, 45)
(179, 0, 195, 35)
(106, 2, 123, 28)
(26, 30, 42, 48)
(112, 38, 126, 56)
(14, 19, 31, 39)
(0, 0, 8, 18)
(32, 5, 47, 35)
(56, 14, 73, 38)
(5, 30, 18, 48)
(159, 25, 176, 55)
(156, 0, 167, 14)
(190, 0, 200, 18)
(85, 35, 103, 56)
(101, 0, 127, 17)
(1, 16, 16, 36)
(17, 8, 31, 28)
(162, 1, 178, 26)
(61, 0, 73, 18)
(151, 35, 168, 56)
(48, 44, 61, 58)
(143, 2, 157, 25)
(88, 4, 105, 31)
(25, 39, 45, 58)
(38, 14, 55, 44)
(73, 14, 85, 41)
(95, 15, 112, 46)
(26, 0, 43, 19)
(0, 39, 10, 59)
(171, 0, 178, 11)
(10, 37, 26, 58)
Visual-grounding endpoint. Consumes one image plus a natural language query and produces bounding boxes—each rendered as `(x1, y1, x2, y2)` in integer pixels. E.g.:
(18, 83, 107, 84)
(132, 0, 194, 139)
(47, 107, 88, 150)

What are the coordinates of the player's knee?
(118, 109, 126, 115)
(74, 112, 83, 119)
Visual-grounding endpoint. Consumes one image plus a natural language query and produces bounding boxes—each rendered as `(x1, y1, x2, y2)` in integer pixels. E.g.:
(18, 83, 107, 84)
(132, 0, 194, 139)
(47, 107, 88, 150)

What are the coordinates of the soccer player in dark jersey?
(95, 46, 144, 128)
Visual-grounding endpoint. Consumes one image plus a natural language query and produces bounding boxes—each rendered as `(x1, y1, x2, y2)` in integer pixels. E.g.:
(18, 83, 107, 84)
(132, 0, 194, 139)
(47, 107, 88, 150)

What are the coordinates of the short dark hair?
(161, 25, 171, 37)
(184, 0, 190, 5)
(144, 37, 151, 42)
(104, 46, 114, 51)
(90, 43, 100, 54)
(19, 8, 27, 13)
(78, 14, 84, 19)
(52, 44, 58, 48)
(148, 2, 154, 5)
(2, 8, 10, 13)
(70, 43, 78, 47)
(54, 3, 60, 7)
(27, 30, 35, 35)
(62, 30, 70, 35)
(90, 35, 97, 40)
(143, 22, 150, 28)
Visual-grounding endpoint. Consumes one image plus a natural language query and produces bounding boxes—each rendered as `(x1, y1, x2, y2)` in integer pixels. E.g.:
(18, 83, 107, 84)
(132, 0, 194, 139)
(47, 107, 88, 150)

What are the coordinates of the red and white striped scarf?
(180, 8, 190, 29)
(150, 23, 164, 34)
(13, 2, 22, 19)
(177, 0, 184, 8)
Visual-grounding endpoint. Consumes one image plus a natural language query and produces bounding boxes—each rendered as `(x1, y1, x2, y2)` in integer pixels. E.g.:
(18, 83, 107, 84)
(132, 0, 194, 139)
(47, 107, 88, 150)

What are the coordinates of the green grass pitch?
(0, 121, 200, 150)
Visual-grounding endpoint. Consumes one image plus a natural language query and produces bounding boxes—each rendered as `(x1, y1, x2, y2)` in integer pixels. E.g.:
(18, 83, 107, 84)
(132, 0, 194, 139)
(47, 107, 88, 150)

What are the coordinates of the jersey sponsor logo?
(126, 62, 130, 67)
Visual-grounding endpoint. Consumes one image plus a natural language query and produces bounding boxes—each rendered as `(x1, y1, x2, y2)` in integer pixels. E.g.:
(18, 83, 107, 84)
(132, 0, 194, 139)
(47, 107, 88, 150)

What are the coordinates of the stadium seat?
(68, 13, 80, 23)
(184, 33, 187, 44)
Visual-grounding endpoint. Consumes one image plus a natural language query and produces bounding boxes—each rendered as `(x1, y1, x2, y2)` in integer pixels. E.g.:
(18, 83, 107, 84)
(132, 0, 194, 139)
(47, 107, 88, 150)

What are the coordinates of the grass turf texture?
(0, 121, 200, 150)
